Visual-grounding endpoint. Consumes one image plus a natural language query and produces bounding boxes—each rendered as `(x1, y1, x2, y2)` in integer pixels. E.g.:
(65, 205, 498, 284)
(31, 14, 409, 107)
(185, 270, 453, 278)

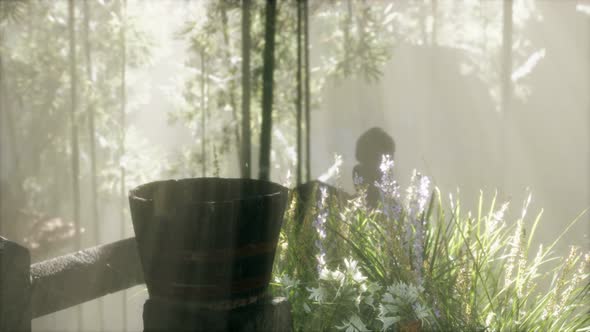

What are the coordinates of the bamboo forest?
(0, 0, 588, 331)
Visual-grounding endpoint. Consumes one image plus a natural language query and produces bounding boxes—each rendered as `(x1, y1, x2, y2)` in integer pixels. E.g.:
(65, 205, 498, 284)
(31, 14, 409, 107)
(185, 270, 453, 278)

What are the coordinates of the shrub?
(272, 157, 589, 332)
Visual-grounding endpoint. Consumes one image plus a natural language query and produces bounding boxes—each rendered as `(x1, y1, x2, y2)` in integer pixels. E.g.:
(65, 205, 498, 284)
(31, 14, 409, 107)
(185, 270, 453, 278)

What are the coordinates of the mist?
(1, 1, 588, 331)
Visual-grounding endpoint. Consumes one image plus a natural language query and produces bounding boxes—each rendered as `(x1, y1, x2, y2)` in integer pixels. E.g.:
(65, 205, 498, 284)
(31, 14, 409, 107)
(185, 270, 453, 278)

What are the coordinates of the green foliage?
(273, 163, 589, 331)
(169, 0, 396, 179)
(0, 0, 27, 25)
(1, 0, 155, 242)
(317, 0, 393, 83)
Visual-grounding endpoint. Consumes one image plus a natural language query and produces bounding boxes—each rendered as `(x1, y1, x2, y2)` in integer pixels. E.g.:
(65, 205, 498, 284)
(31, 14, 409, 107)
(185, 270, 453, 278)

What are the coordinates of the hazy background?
(0, 0, 587, 331)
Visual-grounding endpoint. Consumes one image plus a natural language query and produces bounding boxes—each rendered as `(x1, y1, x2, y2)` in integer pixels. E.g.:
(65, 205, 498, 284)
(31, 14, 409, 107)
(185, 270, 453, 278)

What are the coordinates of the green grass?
(272, 177, 589, 332)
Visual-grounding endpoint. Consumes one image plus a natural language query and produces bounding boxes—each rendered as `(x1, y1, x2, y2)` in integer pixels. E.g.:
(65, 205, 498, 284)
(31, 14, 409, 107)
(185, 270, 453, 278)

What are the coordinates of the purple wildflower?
(353, 172, 364, 187)
(434, 308, 441, 318)
(405, 170, 431, 286)
(405, 170, 431, 219)
(374, 154, 401, 220)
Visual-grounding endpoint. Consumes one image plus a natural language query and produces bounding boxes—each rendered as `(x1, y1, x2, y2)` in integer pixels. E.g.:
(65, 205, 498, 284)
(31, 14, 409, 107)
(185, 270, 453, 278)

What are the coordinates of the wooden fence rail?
(1, 237, 143, 331)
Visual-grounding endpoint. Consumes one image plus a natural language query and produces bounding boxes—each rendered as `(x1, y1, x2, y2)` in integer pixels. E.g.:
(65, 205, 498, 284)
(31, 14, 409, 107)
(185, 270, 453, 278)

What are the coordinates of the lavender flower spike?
(374, 154, 401, 220)
(405, 170, 431, 286)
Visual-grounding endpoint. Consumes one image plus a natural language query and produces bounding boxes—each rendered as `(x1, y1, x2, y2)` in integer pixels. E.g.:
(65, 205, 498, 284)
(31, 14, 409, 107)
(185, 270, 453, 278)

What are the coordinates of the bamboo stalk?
(258, 0, 277, 181)
(501, 0, 513, 196)
(0, 31, 4, 236)
(241, 0, 252, 179)
(220, 4, 242, 175)
(83, 0, 104, 329)
(303, 0, 311, 182)
(119, 0, 128, 330)
(0, 30, 22, 203)
(296, 0, 303, 186)
(67, 0, 83, 329)
(201, 50, 207, 177)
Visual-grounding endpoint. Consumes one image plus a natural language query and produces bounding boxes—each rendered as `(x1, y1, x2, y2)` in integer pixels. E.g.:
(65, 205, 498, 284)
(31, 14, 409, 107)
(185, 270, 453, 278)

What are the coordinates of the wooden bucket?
(128, 178, 288, 305)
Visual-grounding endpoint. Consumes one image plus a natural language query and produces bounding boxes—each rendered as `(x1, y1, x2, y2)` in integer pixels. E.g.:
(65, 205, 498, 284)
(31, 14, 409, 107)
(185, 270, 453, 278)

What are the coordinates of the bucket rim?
(128, 177, 288, 205)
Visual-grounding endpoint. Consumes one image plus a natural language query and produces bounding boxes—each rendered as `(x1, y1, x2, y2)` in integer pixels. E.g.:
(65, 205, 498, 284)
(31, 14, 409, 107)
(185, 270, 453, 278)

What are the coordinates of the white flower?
(277, 274, 299, 290)
(352, 270, 367, 283)
(313, 186, 329, 272)
(319, 266, 332, 280)
(319, 267, 345, 283)
(316, 252, 326, 269)
(344, 258, 367, 283)
(307, 286, 328, 303)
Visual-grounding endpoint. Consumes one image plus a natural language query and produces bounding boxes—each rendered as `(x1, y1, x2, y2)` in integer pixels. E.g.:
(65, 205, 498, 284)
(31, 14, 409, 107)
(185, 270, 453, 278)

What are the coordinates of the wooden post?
(1, 232, 299, 330)
(0, 237, 31, 332)
(0, 237, 144, 330)
(142, 296, 292, 332)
